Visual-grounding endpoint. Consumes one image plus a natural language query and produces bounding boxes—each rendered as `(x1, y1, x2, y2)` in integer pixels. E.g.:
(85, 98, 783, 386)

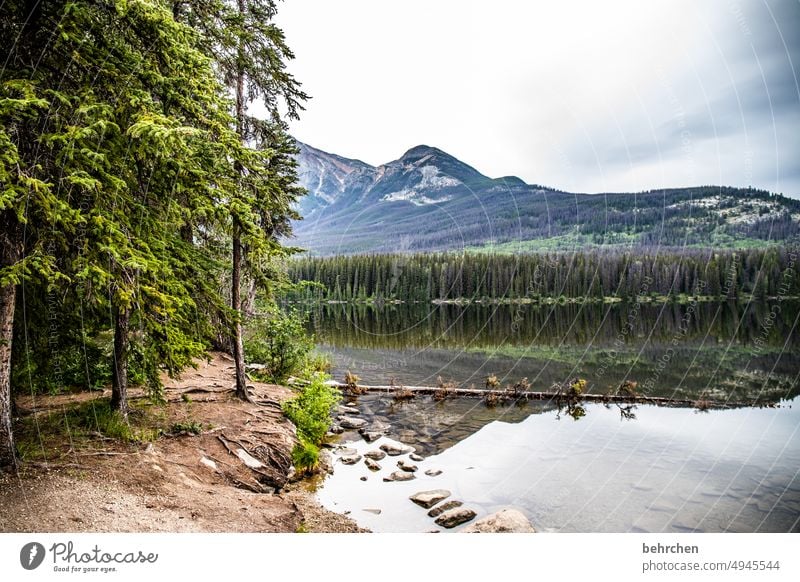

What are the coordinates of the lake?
(301, 300, 800, 532)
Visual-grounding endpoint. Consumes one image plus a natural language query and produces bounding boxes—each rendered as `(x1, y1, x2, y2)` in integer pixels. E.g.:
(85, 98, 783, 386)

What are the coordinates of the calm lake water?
(302, 301, 800, 532)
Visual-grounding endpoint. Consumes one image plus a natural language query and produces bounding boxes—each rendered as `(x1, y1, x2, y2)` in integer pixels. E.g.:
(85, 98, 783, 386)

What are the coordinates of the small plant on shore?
(433, 376, 457, 401)
(567, 378, 587, 398)
(170, 421, 203, 435)
(617, 380, 638, 398)
(291, 439, 320, 475)
(485, 374, 500, 389)
(244, 308, 314, 383)
(694, 399, 711, 412)
(392, 387, 415, 401)
(283, 373, 341, 474)
(343, 370, 367, 394)
(510, 377, 530, 396)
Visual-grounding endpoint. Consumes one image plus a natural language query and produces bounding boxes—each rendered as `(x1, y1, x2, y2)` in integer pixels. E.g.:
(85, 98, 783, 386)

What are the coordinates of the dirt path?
(0, 353, 364, 533)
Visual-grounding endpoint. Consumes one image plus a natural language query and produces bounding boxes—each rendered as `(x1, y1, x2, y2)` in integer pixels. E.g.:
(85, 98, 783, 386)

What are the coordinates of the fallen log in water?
(320, 380, 759, 410)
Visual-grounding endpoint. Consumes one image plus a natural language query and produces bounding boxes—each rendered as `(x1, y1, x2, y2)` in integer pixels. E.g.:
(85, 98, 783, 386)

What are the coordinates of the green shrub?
(291, 438, 320, 474)
(244, 308, 314, 383)
(170, 421, 203, 435)
(282, 373, 341, 444)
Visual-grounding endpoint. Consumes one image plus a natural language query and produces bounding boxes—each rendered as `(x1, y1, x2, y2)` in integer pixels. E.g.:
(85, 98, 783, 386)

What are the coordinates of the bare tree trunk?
(0, 282, 17, 471)
(111, 304, 130, 417)
(231, 0, 251, 402)
(232, 227, 250, 401)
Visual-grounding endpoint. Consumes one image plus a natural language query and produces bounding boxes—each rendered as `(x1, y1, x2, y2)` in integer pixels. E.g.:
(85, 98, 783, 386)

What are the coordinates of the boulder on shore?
(435, 507, 476, 528)
(397, 459, 418, 472)
(360, 430, 384, 443)
(383, 471, 416, 482)
(461, 509, 535, 533)
(339, 416, 368, 430)
(409, 489, 451, 509)
(428, 500, 462, 517)
(339, 454, 361, 465)
(380, 442, 414, 456)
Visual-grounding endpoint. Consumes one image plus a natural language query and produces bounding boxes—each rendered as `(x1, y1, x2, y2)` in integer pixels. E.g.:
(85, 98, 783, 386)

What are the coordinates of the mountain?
(291, 141, 800, 255)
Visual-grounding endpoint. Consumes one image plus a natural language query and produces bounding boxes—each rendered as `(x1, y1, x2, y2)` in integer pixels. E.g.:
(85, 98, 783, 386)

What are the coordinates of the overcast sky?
(272, 0, 800, 197)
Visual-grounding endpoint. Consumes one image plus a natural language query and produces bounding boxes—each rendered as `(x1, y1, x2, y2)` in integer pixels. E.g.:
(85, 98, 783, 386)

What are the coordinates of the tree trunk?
(232, 226, 250, 401)
(111, 304, 130, 417)
(0, 282, 17, 472)
(231, 0, 251, 402)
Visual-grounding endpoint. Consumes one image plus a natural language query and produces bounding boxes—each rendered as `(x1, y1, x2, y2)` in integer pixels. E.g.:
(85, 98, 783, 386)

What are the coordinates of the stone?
(339, 416, 368, 430)
(335, 447, 358, 456)
(427, 500, 463, 517)
(424, 469, 443, 477)
(360, 430, 384, 443)
(397, 459, 418, 472)
(329, 424, 344, 434)
(339, 454, 362, 465)
(338, 405, 360, 415)
(237, 448, 264, 469)
(363, 508, 381, 514)
(409, 489, 451, 509)
(380, 441, 413, 456)
(364, 450, 386, 461)
(461, 509, 536, 533)
(360, 476, 367, 481)
(434, 507, 477, 529)
(409, 453, 424, 462)
(383, 471, 416, 482)
(199, 457, 217, 471)
(364, 458, 381, 471)
(318, 450, 335, 474)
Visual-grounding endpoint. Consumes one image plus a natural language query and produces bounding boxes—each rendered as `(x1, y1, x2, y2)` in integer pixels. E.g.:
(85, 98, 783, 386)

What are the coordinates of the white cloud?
(268, 0, 800, 196)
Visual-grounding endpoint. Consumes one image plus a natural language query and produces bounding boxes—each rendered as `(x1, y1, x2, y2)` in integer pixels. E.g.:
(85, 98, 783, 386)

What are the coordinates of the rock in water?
(334, 447, 358, 456)
(364, 450, 387, 460)
(424, 469, 443, 477)
(360, 430, 383, 443)
(383, 471, 416, 482)
(427, 500, 463, 517)
(397, 459, 418, 472)
(410, 453, 424, 462)
(339, 454, 362, 465)
(461, 509, 536, 533)
(380, 442, 413, 456)
(338, 405, 360, 415)
(364, 458, 381, 471)
(434, 507, 477, 528)
(409, 489, 451, 509)
(339, 416, 368, 430)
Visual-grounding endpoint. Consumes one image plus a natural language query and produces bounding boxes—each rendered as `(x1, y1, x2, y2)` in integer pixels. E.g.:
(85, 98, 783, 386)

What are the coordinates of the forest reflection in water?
(302, 300, 800, 403)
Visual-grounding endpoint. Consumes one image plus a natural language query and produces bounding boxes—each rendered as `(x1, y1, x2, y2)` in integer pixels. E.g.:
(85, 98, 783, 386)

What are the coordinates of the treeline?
(0, 1, 305, 471)
(286, 248, 800, 302)
(306, 302, 799, 351)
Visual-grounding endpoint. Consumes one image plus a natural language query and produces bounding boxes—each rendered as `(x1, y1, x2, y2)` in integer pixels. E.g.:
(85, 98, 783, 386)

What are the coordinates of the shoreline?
(0, 353, 363, 534)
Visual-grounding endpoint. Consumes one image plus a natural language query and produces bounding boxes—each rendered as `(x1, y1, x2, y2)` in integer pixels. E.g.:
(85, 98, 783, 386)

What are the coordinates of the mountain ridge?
(292, 141, 800, 255)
